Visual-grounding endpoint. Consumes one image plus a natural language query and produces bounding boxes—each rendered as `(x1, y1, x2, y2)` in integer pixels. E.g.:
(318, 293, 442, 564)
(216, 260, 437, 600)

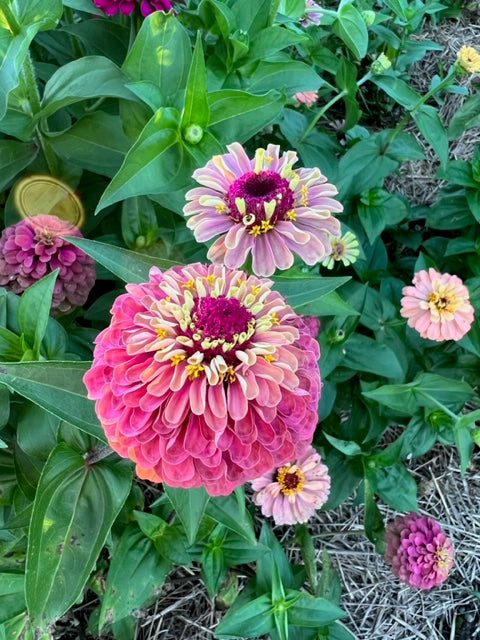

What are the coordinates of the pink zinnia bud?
(294, 91, 318, 107)
(83, 263, 322, 496)
(251, 446, 330, 525)
(385, 513, 454, 589)
(400, 268, 474, 342)
(184, 142, 342, 277)
(0, 214, 96, 315)
(93, 0, 136, 15)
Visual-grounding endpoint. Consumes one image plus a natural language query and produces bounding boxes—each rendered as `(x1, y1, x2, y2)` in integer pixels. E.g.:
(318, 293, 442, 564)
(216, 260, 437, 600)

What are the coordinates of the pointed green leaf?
(39, 56, 137, 120)
(122, 12, 191, 107)
(332, 3, 368, 59)
(17, 270, 58, 359)
(272, 276, 350, 313)
(26, 443, 132, 625)
(164, 485, 210, 545)
(181, 32, 209, 130)
(99, 524, 171, 629)
(215, 593, 275, 639)
(64, 236, 177, 284)
(0, 361, 105, 442)
(0, 140, 37, 191)
(286, 591, 345, 627)
(412, 105, 448, 166)
(206, 494, 256, 544)
(95, 108, 195, 213)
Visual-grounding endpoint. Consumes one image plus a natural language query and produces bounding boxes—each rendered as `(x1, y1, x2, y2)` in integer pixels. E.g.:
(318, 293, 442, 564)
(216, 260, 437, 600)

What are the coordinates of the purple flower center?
(275, 465, 305, 495)
(189, 295, 255, 356)
(225, 170, 295, 230)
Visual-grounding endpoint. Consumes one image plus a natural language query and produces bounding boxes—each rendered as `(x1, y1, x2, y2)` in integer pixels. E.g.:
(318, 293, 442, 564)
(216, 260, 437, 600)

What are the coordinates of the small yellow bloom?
(457, 45, 480, 73)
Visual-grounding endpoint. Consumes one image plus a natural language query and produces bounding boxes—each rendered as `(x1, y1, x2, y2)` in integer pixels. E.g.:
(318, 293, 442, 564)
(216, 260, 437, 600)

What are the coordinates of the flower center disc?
(276, 465, 305, 495)
(225, 170, 294, 226)
(190, 295, 254, 346)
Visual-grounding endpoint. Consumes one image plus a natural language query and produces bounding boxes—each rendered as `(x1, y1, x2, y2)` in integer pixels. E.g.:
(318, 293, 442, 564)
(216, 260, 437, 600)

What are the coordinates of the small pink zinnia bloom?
(93, 0, 136, 15)
(0, 214, 95, 315)
(300, 0, 323, 27)
(183, 143, 342, 277)
(385, 513, 454, 589)
(294, 91, 318, 108)
(83, 263, 321, 496)
(140, 0, 172, 15)
(400, 268, 474, 342)
(251, 445, 330, 525)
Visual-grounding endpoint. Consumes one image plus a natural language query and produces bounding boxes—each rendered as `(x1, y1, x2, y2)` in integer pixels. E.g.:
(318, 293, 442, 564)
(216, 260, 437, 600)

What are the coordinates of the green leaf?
(466, 189, 480, 223)
(0, 361, 106, 442)
(47, 112, 130, 178)
(448, 92, 480, 139)
(61, 19, 129, 67)
(206, 493, 256, 544)
(181, 32, 209, 130)
(382, 0, 408, 20)
(272, 275, 350, 313)
(39, 56, 136, 120)
(342, 333, 404, 379)
(427, 193, 475, 230)
(0, 573, 25, 620)
(15, 0, 63, 29)
(215, 593, 275, 639)
(369, 463, 418, 511)
(208, 89, 285, 144)
(122, 12, 191, 108)
(17, 403, 59, 460)
(257, 523, 305, 593)
(164, 485, 210, 545)
(202, 527, 228, 597)
(0, 140, 37, 191)
(26, 443, 132, 625)
(95, 108, 194, 213)
(363, 476, 385, 553)
(324, 434, 364, 457)
(412, 105, 448, 166)
(371, 75, 421, 110)
(317, 550, 342, 604)
(99, 524, 171, 629)
(17, 271, 58, 359)
(0, 325, 24, 361)
(121, 196, 159, 250)
(332, 3, 369, 59)
(248, 60, 323, 95)
(64, 236, 177, 284)
(453, 423, 474, 475)
(286, 591, 345, 627)
(247, 26, 307, 62)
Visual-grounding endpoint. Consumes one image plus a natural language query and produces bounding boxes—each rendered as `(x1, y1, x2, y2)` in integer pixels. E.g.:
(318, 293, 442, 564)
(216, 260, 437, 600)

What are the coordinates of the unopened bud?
(361, 10, 375, 26)
(371, 53, 392, 75)
(183, 124, 204, 145)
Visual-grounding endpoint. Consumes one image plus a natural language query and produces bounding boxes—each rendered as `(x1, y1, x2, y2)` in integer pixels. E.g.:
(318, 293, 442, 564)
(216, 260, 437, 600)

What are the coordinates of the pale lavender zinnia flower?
(251, 446, 330, 525)
(183, 143, 342, 277)
(385, 513, 454, 589)
(300, 0, 323, 27)
(0, 214, 95, 315)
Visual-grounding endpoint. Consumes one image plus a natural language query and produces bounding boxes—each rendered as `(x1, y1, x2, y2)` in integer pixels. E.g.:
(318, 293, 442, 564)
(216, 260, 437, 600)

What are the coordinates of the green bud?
(215, 571, 239, 610)
(330, 328, 345, 344)
(371, 53, 392, 75)
(426, 409, 452, 429)
(471, 429, 480, 446)
(183, 124, 204, 145)
(135, 235, 146, 249)
(361, 10, 375, 26)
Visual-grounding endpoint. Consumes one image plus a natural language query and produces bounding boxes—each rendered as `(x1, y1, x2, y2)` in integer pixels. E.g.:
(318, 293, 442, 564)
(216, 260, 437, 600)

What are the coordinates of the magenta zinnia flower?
(183, 143, 342, 277)
(93, 0, 136, 15)
(140, 0, 172, 15)
(0, 214, 95, 315)
(400, 268, 474, 342)
(251, 445, 330, 525)
(385, 513, 454, 589)
(83, 263, 321, 496)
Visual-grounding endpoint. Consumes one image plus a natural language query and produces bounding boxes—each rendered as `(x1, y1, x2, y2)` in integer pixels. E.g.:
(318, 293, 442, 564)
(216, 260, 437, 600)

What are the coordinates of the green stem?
(23, 54, 59, 175)
(299, 72, 372, 143)
(381, 69, 456, 152)
(84, 445, 114, 466)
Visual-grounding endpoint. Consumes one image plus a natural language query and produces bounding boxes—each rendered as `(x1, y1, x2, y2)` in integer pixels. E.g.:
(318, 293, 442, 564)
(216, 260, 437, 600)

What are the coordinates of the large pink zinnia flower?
(183, 143, 342, 277)
(251, 445, 330, 525)
(385, 513, 454, 589)
(0, 214, 96, 315)
(83, 263, 321, 496)
(400, 268, 474, 342)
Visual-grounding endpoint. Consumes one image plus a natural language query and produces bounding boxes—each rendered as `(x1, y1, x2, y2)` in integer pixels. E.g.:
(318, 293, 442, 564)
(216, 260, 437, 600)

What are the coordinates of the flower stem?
(84, 445, 114, 466)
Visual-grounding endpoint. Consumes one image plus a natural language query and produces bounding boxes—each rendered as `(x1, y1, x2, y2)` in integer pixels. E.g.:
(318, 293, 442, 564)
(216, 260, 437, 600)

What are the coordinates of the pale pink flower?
(300, 0, 323, 27)
(0, 214, 95, 315)
(184, 143, 342, 277)
(251, 445, 330, 525)
(294, 91, 318, 107)
(400, 268, 474, 342)
(385, 513, 454, 589)
(83, 263, 321, 496)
